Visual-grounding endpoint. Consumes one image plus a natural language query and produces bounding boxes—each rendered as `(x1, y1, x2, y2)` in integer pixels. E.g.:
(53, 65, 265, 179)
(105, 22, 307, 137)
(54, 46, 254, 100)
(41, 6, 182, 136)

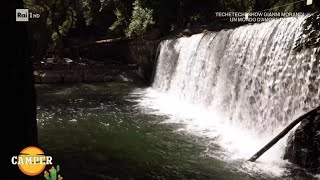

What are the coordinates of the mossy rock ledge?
(284, 106, 320, 174)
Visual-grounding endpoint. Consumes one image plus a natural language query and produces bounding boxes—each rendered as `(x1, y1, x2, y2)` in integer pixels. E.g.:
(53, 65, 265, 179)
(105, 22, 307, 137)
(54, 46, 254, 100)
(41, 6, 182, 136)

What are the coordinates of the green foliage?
(80, 0, 93, 25)
(125, 0, 155, 37)
(59, 9, 75, 36)
(79, 0, 103, 26)
(109, 8, 125, 31)
(24, 0, 77, 56)
(24, 0, 320, 58)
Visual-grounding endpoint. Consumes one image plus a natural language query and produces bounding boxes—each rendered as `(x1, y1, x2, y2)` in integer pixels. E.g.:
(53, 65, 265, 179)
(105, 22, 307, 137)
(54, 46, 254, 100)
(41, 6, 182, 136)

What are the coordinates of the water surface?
(36, 83, 315, 179)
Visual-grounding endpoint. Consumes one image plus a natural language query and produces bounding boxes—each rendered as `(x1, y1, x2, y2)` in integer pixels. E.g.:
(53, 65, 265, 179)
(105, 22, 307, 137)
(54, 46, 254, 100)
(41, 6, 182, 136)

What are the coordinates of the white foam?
(130, 88, 293, 176)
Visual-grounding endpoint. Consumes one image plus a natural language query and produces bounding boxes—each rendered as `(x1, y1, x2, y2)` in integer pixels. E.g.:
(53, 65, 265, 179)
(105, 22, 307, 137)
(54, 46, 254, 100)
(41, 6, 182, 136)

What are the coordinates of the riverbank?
(33, 59, 145, 84)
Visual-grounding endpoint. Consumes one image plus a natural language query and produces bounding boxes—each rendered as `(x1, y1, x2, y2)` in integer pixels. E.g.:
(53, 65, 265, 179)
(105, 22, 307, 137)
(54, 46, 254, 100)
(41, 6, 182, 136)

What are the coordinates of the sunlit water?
(37, 83, 317, 180)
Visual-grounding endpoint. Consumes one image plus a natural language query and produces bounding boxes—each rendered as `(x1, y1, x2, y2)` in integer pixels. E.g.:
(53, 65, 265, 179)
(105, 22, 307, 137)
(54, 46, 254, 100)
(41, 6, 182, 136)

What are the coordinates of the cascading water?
(133, 15, 320, 176)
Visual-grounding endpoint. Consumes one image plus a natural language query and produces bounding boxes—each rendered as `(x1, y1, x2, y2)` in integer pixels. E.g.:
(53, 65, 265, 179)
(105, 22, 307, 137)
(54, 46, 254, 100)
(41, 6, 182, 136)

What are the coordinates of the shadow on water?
(36, 83, 317, 180)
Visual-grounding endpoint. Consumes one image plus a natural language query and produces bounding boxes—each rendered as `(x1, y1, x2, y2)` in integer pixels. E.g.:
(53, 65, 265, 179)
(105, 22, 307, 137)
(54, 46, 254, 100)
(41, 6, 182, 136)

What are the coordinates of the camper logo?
(11, 146, 53, 176)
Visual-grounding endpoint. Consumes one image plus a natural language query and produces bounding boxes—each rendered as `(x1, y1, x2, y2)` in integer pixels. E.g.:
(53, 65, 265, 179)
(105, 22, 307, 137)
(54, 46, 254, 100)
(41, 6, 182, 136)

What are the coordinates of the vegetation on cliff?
(24, 0, 319, 59)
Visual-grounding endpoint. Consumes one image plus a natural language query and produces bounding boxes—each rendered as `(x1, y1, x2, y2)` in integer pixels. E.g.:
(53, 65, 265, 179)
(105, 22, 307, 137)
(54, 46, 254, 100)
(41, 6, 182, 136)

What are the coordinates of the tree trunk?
(249, 106, 320, 162)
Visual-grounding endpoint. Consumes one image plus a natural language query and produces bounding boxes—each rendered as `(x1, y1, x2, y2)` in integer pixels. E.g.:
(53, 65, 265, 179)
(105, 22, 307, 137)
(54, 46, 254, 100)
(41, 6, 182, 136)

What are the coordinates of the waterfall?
(132, 15, 320, 175)
(152, 16, 320, 136)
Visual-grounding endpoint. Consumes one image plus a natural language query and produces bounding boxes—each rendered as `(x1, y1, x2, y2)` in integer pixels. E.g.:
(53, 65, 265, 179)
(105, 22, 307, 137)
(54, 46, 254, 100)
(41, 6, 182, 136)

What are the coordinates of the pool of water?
(36, 83, 316, 180)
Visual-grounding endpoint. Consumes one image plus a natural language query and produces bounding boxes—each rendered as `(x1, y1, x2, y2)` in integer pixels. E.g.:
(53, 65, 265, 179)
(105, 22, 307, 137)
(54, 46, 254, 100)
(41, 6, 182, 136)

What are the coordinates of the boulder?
(284, 106, 320, 174)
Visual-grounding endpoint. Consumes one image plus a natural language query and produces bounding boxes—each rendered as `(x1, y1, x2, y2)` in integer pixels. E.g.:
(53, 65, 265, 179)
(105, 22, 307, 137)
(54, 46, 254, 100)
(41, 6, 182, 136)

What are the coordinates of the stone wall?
(80, 41, 130, 64)
(77, 39, 160, 85)
(127, 40, 160, 85)
(33, 61, 142, 84)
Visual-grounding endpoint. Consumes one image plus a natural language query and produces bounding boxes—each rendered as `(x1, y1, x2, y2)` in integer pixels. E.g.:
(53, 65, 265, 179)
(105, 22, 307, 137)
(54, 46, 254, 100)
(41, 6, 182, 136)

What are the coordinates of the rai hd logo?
(16, 9, 29, 21)
(16, 9, 40, 22)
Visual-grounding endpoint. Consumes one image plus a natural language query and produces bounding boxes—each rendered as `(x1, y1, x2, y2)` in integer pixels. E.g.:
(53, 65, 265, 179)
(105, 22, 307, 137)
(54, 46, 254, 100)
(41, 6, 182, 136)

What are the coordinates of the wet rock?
(116, 71, 144, 83)
(143, 28, 161, 40)
(181, 29, 193, 37)
(63, 73, 83, 83)
(283, 106, 320, 174)
(41, 71, 63, 83)
(33, 71, 42, 83)
(83, 72, 106, 82)
(104, 75, 115, 82)
(294, 13, 320, 54)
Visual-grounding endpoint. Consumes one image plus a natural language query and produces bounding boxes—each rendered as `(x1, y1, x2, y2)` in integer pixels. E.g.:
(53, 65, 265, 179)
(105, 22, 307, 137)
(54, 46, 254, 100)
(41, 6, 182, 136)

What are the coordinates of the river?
(36, 83, 316, 180)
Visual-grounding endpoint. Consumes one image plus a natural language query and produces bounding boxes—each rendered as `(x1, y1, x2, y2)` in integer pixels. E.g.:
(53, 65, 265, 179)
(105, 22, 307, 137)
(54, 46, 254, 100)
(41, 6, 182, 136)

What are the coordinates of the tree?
(25, 0, 77, 59)
(125, 0, 155, 37)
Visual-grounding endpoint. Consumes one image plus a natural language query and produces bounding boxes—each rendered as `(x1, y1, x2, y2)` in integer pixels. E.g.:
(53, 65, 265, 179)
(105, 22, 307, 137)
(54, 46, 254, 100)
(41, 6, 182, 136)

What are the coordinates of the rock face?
(128, 40, 159, 85)
(284, 106, 320, 174)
